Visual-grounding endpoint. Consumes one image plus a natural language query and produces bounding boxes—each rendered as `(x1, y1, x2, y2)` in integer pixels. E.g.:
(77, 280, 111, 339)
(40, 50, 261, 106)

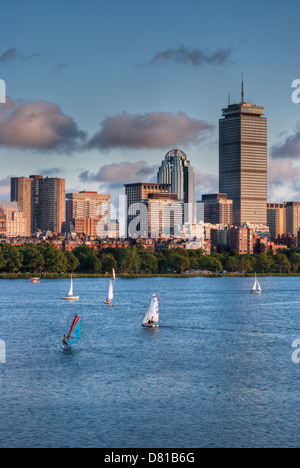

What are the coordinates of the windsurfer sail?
(63, 314, 81, 348)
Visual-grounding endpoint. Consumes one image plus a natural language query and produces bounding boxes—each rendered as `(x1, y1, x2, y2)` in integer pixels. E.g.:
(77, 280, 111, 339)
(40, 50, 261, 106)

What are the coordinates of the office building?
(267, 203, 286, 238)
(124, 183, 171, 237)
(0, 202, 27, 237)
(200, 193, 233, 225)
(11, 175, 65, 234)
(230, 226, 254, 255)
(11, 177, 33, 236)
(65, 191, 111, 237)
(146, 193, 183, 239)
(157, 149, 194, 221)
(285, 201, 300, 236)
(219, 86, 267, 227)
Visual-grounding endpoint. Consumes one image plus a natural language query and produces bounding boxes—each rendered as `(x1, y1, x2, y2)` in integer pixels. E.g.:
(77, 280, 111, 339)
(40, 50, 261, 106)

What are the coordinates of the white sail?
(252, 274, 261, 293)
(108, 280, 113, 301)
(68, 276, 74, 297)
(143, 293, 159, 324)
(112, 268, 116, 281)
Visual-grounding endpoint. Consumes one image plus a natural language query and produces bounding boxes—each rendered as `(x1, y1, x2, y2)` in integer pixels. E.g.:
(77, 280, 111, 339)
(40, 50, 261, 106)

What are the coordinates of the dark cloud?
(149, 45, 233, 67)
(0, 98, 86, 151)
(270, 125, 300, 159)
(0, 47, 40, 64)
(87, 111, 214, 150)
(38, 167, 64, 176)
(79, 161, 158, 187)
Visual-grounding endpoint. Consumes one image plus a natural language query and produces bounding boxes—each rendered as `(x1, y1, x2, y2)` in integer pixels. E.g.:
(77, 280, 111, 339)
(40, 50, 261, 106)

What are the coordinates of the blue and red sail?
(67, 315, 81, 346)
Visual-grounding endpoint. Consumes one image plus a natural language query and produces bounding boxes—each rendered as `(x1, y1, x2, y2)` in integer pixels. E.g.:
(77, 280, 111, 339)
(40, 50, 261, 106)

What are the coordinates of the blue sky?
(0, 0, 299, 204)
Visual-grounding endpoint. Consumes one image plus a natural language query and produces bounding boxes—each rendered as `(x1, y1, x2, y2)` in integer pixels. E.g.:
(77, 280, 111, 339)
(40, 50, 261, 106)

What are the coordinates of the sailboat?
(61, 275, 79, 301)
(251, 273, 261, 295)
(112, 268, 116, 281)
(104, 280, 114, 304)
(63, 314, 81, 349)
(142, 292, 159, 328)
(29, 277, 40, 283)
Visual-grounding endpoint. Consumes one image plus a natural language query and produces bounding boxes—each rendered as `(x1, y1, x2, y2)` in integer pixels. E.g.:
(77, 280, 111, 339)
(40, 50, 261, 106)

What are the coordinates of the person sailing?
(62, 335, 67, 347)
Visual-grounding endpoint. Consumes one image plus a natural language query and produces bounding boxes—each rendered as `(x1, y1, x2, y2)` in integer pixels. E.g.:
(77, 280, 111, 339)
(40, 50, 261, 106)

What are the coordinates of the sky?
(0, 0, 299, 206)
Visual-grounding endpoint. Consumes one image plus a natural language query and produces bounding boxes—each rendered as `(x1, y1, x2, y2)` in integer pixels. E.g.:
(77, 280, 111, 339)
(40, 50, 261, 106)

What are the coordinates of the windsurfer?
(63, 335, 67, 347)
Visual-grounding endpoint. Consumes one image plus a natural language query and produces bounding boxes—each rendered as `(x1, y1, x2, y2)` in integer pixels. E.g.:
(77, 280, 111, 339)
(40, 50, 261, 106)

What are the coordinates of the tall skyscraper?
(219, 83, 267, 227)
(11, 175, 65, 234)
(157, 149, 194, 221)
(11, 177, 33, 236)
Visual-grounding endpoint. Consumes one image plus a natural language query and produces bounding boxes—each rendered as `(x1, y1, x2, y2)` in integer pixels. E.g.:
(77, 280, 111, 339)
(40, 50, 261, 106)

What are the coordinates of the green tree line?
(0, 242, 300, 275)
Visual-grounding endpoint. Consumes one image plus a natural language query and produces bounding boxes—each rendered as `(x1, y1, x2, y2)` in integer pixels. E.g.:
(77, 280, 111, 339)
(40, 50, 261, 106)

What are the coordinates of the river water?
(0, 276, 299, 448)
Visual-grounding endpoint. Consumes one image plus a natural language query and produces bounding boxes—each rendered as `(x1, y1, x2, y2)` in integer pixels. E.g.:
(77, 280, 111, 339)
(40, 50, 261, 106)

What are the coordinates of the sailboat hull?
(251, 291, 261, 295)
(142, 323, 159, 328)
(61, 296, 79, 301)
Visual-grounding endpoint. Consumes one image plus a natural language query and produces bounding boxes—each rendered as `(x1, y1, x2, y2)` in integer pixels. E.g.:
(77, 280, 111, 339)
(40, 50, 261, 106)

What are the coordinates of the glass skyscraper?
(157, 149, 194, 221)
(219, 99, 267, 227)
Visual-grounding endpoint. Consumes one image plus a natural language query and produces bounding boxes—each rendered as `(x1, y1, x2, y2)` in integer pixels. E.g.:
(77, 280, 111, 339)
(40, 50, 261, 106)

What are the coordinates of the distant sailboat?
(63, 314, 81, 349)
(251, 273, 261, 295)
(112, 268, 116, 281)
(142, 292, 159, 328)
(61, 275, 79, 301)
(104, 280, 114, 304)
(29, 277, 40, 283)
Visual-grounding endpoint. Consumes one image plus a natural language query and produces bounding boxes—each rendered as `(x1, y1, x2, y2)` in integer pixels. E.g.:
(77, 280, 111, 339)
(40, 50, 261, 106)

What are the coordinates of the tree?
(139, 251, 158, 274)
(273, 253, 290, 273)
(101, 253, 117, 273)
(239, 254, 254, 273)
(255, 253, 272, 274)
(81, 254, 102, 273)
(20, 244, 45, 273)
(43, 245, 68, 273)
(0, 247, 6, 271)
(206, 256, 223, 273)
(173, 254, 190, 276)
(121, 247, 141, 274)
(225, 255, 239, 272)
(65, 251, 80, 272)
(290, 252, 300, 273)
(2, 244, 23, 272)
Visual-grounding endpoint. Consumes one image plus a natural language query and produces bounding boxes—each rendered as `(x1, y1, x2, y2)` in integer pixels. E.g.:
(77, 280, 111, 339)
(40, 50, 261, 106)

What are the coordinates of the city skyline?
(0, 0, 299, 207)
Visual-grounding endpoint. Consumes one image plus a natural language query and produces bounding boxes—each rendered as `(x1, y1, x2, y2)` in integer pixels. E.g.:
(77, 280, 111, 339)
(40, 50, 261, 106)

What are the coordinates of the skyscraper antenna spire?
(242, 73, 244, 104)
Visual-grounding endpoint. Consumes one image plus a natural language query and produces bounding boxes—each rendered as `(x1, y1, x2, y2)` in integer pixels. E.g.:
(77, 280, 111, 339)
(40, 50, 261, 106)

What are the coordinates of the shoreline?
(0, 272, 299, 279)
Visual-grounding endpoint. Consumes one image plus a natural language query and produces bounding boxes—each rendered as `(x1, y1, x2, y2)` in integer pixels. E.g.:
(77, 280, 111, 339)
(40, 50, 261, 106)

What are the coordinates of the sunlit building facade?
(219, 100, 267, 227)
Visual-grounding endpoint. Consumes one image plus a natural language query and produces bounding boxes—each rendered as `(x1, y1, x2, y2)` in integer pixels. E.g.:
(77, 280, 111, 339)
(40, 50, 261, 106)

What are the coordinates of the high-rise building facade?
(219, 95, 267, 227)
(65, 191, 111, 237)
(267, 203, 286, 238)
(200, 193, 233, 225)
(124, 183, 171, 237)
(11, 175, 65, 234)
(11, 177, 33, 236)
(157, 149, 194, 221)
(0, 202, 27, 237)
(285, 201, 300, 236)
